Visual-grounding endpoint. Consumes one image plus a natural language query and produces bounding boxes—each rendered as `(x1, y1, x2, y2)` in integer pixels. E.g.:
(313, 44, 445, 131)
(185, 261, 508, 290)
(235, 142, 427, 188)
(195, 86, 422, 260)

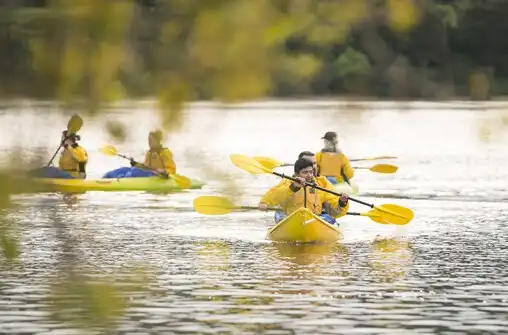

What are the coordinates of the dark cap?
(321, 131, 337, 141)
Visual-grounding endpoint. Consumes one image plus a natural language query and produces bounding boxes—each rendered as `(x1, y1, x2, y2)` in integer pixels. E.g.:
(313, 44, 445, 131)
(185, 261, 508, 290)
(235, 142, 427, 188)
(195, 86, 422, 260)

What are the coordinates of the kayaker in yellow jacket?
(258, 158, 349, 225)
(58, 131, 88, 179)
(131, 130, 176, 175)
(259, 151, 335, 204)
(316, 131, 354, 185)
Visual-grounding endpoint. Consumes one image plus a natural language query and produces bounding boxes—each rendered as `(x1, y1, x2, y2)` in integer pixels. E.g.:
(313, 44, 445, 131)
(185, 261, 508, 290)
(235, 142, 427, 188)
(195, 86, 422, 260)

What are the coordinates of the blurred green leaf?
(434, 4, 458, 28)
(334, 47, 371, 78)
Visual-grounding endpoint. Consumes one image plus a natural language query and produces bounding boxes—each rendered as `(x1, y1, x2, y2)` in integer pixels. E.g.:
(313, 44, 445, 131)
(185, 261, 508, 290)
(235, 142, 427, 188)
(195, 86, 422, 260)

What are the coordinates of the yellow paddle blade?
(193, 196, 236, 215)
(230, 154, 270, 175)
(369, 164, 398, 174)
(373, 204, 414, 225)
(171, 174, 192, 189)
(67, 114, 83, 134)
(253, 156, 285, 170)
(350, 156, 397, 162)
(99, 145, 118, 156)
(361, 209, 397, 225)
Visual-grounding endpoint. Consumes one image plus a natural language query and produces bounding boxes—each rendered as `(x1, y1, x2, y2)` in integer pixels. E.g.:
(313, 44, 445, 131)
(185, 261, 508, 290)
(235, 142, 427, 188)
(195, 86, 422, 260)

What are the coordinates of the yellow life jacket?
(282, 186, 322, 216)
(143, 147, 176, 174)
(317, 151, 354, 182)
(260, 176, 333, 207)
(58, 145, 88, 178)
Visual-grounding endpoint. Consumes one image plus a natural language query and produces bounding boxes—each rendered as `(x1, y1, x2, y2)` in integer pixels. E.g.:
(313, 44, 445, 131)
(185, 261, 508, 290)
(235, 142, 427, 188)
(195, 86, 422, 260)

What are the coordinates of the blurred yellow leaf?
(1, 227, 20, 261)
(48, 273, 139, 330)
(263, 17, 297, 46)
(386, 0, 421, 32)
(105, 120, 127, 142)
(284, 54, 322, 80)
(157, 75, 193, 131)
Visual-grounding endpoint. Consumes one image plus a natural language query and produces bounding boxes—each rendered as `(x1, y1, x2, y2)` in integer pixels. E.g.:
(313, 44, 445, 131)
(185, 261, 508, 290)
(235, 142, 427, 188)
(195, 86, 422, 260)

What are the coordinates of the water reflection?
(269, 242, 348, 267)
(367, 237, 414, 283)
(194, 241, 232, 272)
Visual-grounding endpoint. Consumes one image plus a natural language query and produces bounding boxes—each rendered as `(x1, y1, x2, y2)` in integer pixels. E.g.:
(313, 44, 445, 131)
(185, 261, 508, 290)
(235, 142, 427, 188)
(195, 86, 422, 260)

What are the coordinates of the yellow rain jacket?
(259, 176, 349, 218)
(316, 150, 354, 183)
(143, 147, 176, 174)
(58, 145, 88, 178)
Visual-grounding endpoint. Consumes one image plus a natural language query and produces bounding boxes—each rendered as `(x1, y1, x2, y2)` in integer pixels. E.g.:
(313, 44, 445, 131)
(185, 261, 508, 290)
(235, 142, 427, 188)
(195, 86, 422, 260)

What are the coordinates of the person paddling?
(258, 157, 349, 225)
(30, 130, 88, 179)
(316, 131, 354, 185)
(259, 151, 340, 202)
(103, 130, 176, 179)
(136, 130, 176, 175)
(58, 131, 88, 179)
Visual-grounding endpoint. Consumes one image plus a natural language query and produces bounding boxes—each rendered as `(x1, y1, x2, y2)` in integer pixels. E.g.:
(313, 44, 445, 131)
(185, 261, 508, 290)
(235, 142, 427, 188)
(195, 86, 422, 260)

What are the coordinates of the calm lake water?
(1, 100, 508, 334)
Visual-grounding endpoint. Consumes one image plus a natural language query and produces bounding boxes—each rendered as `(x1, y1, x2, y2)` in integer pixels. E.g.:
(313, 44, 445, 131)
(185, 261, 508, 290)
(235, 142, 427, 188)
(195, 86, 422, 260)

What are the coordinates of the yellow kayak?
(266, 207, 342, 243)
(10, 176, 205, 194)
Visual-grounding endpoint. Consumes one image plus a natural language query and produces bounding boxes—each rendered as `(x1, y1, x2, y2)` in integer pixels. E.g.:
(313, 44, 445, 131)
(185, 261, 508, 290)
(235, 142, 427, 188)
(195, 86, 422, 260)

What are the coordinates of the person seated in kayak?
(316, 131, 354, 185)
(133, 130, 176, 175)
(58, 131, 88, 179)
(259, 150, 335, 200)
(29, 131, 88, 179)
(258, 158, 349, 225)
(102, 130, 176, 179)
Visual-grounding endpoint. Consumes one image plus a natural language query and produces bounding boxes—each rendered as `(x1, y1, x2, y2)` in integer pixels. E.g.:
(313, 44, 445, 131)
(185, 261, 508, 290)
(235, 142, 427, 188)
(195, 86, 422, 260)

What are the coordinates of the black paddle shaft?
(118, 153, 169, 179)
(46, 141, 64, 167)
(271, 171, 373, 209)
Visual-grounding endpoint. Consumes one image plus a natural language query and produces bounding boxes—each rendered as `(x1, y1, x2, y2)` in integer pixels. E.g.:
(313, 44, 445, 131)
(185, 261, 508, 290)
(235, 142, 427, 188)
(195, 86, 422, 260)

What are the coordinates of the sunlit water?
(1, 100, 508, 334)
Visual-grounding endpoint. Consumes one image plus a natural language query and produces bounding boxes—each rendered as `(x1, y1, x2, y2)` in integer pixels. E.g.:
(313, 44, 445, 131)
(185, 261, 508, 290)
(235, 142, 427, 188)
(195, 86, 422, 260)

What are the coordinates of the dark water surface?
(1, 101, 508, 334)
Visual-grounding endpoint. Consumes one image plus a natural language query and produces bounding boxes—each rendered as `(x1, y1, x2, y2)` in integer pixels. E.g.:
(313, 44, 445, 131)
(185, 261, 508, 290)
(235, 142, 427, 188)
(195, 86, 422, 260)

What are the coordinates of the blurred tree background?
(1, 0, 507, 114)
(1, 0, 508, 332)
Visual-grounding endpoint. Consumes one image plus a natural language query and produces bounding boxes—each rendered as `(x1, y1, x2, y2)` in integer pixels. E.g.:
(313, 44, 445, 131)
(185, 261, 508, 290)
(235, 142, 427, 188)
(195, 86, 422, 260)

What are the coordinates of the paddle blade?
(193, 196, 236, 215)
(253, 156, 285, 170)
(230, 154, 270, 174)
(362, 209, 392, 225)
(67, 114, 83, 134)
(350, 156, 397, 162)
(171, 174, 192, 189)
(374, 204, 414, 225)
(99, 145, 118, 157)
(369, 164, 398, 174)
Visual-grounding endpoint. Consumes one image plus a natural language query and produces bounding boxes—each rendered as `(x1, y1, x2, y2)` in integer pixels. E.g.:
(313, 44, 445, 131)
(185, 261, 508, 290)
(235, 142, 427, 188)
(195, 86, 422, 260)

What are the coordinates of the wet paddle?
(349, 156, 397, 162)
(231, 154, 414, 225)
(46, 114, 83, 167)
(99, 145, 192, 189)
(193, 196, 399, 224)
(253, 156, 398, 174)
(193, 196, 278, 215)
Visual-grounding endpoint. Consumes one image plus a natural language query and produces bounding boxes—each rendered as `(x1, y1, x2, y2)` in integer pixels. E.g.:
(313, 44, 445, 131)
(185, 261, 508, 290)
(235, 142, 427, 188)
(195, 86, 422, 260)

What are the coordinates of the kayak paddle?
(253, 156, 398, 174)
(193, 196, 278, 215)
(193, 196, 395, 225)
(353, 164, 398, 174)
(230, 154, 414, 225)
(46, 114, 83, 167)
(349, 156, 397, 162)
(99, 145, 192, 189)
(252, 156, 287, 170)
